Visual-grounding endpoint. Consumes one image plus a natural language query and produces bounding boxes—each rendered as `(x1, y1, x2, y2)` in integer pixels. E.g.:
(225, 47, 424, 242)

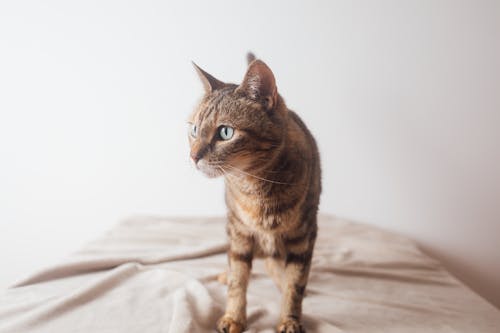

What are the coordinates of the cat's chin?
(200, 169, 223, 178)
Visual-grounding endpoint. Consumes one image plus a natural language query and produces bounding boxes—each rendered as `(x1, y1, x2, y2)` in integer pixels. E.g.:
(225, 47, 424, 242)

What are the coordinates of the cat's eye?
(190, 124, 197, 138)
(219, 126, 234, 140)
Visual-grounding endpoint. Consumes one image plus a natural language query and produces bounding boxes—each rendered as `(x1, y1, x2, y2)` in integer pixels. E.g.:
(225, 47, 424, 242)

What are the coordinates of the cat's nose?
(190, 151, 201, 164)
(190, 146, 208, 165)
(190, 150, 205, 164)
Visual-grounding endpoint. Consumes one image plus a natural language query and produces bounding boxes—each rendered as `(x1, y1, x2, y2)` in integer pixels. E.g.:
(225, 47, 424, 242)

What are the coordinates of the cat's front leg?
(217, 233, 254, 333)
(277, 229, 316, 333)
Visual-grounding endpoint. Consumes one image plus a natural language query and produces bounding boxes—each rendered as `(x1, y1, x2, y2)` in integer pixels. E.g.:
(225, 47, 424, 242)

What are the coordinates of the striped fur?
(189, 54, 321, 333)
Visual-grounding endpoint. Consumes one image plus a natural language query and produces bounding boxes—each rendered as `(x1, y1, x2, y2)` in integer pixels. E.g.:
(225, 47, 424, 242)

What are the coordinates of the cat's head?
(188, 55, 286, 178)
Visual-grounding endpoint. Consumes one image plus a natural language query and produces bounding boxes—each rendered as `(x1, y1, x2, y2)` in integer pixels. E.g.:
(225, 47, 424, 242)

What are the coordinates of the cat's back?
(286, 110, 321, 188)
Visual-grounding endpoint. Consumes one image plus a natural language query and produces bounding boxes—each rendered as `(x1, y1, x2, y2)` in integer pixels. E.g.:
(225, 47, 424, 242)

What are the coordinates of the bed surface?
(1, 215, 499, 333)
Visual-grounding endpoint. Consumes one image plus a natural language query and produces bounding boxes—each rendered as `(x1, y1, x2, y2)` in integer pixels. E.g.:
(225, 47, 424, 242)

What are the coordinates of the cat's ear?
(246, 52, 256, 65)
(237, 59, 277, 110)
(192, 62, 225, 93)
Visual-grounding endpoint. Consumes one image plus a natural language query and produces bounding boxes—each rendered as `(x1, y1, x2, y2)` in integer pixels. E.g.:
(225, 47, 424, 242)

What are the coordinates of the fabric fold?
(1, 215, 499, 333)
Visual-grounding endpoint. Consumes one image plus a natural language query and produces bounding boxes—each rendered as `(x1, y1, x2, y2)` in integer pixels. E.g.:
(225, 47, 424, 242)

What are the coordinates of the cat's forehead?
(190, 89, 229, 120)
(192, 90, 262, 127)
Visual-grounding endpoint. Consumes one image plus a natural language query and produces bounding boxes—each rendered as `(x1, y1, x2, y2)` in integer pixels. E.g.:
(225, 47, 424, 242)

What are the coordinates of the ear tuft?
(246, 52, 256, 65)
(192, 61, 225, 93)
(237, 60, 277, 110)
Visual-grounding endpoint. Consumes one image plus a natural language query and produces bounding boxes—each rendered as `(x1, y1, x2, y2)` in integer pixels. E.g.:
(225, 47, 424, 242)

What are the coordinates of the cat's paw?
(277, 318, 305, 333)
(216, 315, 245, 333)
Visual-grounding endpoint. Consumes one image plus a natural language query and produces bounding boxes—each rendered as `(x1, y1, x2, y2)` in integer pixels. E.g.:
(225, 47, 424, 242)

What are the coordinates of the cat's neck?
(224, 117, 305, 193)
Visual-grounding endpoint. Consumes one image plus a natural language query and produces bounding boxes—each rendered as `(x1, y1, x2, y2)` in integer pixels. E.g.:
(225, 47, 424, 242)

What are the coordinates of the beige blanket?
(1, 215, 499, 332)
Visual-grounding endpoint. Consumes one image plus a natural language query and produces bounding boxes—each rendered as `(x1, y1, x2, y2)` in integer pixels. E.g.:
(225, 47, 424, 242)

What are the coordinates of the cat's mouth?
(196, 160, 224, 178)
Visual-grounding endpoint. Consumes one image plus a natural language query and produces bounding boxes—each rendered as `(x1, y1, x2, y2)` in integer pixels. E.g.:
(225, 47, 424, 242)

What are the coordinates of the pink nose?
(190, 151, 202, 164)
(190, 145, 207, 164)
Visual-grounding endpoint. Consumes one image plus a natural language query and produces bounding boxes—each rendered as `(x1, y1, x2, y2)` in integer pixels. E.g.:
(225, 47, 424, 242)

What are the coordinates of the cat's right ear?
(192, 62, 225, 93)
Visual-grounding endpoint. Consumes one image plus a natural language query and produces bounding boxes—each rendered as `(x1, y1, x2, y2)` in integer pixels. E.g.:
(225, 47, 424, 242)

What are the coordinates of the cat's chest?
(254, 231, 284, 258)
(229, 189, 300, 231)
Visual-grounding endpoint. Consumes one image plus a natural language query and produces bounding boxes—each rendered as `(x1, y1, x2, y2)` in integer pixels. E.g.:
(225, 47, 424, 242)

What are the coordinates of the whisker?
(205, 162, 226, 167)
(216, 166, 227, 176)
(223, 163, 296, 186)
(229, 154, 283, 174)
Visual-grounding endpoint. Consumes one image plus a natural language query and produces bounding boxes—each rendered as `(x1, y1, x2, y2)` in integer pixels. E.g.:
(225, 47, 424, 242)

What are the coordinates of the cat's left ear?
(192, 62, 225, 93)
(237, 60, 277, 111)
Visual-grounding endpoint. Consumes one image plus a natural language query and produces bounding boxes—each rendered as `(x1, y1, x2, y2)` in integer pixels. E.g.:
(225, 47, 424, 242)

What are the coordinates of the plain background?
(1, 0, 499, 308)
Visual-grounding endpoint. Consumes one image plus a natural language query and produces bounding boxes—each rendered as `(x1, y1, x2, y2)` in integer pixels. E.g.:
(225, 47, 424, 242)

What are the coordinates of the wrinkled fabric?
(0, 215, 499, 333)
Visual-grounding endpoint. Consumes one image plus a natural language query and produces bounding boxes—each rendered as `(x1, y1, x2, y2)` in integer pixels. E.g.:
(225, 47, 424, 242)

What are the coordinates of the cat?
(188, 53, 321, 333)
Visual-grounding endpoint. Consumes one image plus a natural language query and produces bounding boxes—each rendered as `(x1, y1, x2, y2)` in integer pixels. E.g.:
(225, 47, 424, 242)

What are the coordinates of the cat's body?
(224, 107, 320, 263)
(188, 54, 321, 333)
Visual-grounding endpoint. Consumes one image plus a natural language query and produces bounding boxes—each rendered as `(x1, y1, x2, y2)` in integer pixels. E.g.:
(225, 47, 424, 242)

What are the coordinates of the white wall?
(1, 1, 499, 307)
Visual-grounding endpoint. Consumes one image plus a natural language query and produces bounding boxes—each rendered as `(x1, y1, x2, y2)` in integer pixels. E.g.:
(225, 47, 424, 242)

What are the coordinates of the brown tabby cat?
(188, 53, 321, 333)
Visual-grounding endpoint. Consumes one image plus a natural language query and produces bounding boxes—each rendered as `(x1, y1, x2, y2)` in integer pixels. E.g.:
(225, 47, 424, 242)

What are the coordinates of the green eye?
(219, 126, 234, 140)
(190, 124, 197, 138)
